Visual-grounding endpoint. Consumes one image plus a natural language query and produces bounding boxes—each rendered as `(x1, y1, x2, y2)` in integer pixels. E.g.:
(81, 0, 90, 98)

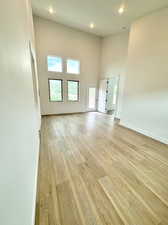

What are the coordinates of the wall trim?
(42, 112, 85, 116)
(42, 111, 98, 117)
(119, 121, 168, 145)
(32, 134, 41, 225)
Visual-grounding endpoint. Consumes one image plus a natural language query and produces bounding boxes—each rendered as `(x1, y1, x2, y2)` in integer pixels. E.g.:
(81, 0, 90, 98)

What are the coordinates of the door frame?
(98, 79, 108, 113)
(87, 85, 97, 112)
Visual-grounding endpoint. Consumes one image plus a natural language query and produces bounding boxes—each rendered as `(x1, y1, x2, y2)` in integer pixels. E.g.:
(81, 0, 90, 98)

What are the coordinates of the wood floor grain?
(35, 112, 168, 225)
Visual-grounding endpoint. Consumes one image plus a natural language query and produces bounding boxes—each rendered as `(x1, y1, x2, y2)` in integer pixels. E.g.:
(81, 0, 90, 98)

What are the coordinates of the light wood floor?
(35, 112, 168, 225)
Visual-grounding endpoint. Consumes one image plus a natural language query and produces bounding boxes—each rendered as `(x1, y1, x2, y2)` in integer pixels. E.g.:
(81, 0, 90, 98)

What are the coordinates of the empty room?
(1, 0, 168, 225)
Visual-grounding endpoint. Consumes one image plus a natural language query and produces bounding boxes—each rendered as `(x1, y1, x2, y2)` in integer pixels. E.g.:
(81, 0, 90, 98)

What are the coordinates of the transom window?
(67, 59, 80, 74)
(47, 56, 80, 74)
(47, 56, 63, 72)
(67, 80, 79, 101)
(48, 79, 63, 102)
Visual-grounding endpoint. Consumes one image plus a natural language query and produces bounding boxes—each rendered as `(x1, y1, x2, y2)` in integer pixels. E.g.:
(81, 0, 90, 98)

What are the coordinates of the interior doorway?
(98, 76, 120, 116)
(98, 79, 107, 113)
(106, 76, 120, 116)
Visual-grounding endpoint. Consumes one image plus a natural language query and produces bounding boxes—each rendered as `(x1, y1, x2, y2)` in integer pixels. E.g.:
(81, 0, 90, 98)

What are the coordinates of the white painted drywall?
(34, 16, 101, 115)
(0, 0, 41, 225)
(100, 31, 129, 118)
(120, 8, 168, 144)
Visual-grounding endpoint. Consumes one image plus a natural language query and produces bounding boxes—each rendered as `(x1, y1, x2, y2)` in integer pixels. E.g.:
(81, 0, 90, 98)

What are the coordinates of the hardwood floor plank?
(36, 112, 168, 225)
(78, 162, 125, 225)
(96, 149, 168, 224)
(99, 176, 158, 225)
(91, 134, 168, 208)
(70, 174, 102, 225)
(57, 181, 83, 225)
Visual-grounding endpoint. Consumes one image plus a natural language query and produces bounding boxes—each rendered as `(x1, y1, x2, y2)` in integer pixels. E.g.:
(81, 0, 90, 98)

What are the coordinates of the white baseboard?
(120, 121, 168, 145)
(42, 111, 85, 116)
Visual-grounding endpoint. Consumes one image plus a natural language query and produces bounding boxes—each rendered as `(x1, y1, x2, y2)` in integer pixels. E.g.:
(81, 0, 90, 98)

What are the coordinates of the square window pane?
(47, 56, 62, 72)
(68, 81, 79, 101)
(67, 59, 80, 74)
(49, 79, 63, 101)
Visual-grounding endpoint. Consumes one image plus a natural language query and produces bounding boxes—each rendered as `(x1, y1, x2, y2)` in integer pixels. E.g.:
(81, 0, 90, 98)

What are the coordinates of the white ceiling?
(32, 0, 168, 36)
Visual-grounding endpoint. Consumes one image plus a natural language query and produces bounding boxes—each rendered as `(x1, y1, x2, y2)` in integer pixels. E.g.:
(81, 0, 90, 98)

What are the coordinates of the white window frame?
(47, 56, 63, 73)
(67, 80, 80, 102)
(66, 58, 80, 75)
(48, 78, 63, 102)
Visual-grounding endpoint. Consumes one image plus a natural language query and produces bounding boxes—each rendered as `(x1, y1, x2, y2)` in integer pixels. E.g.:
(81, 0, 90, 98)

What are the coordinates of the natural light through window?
(47, 56, 63, 72)
(68, 80, 79, 101)
(49, 79, 63, 102)
(113, 85, 118, 104)
(89, 87, 96, 109)
(67, 59, 80, 74)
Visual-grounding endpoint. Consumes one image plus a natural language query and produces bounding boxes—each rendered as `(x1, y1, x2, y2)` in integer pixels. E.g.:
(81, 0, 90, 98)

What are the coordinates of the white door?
(88, 87, 96, 111)
(98, 79, 107, 113)
(106, 76, 120, 115)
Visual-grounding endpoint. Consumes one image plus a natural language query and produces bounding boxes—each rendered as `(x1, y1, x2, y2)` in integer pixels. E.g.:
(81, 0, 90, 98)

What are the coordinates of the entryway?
(98, 75, 120, 117)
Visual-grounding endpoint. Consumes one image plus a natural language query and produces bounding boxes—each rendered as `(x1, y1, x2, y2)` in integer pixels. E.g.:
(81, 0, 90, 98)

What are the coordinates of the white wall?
(34, 16, 101, 115)
(101, 31, 129, 118)
(120, 8, 168, 144)
(0, 0, 40, 225)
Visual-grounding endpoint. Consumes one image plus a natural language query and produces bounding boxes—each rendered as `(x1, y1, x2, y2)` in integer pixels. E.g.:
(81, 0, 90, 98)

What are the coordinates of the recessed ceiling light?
(90, 23, 95, 29)
(118, 5, 125, 14)
(49, 7, 54, 14)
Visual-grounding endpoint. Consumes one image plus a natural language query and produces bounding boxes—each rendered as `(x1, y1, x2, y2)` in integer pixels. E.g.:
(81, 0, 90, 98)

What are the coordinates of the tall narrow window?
(113, 84, 118, 105)
(49, 79, 63, 102)
(88, 87, 96, 109)
(47, 56, 63, 72)
(67, 80, 79, 101)
(67, 59, 80, 74)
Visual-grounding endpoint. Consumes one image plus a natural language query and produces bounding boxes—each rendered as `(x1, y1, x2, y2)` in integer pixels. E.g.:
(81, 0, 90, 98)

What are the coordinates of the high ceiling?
(32, 0, 168, 36)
